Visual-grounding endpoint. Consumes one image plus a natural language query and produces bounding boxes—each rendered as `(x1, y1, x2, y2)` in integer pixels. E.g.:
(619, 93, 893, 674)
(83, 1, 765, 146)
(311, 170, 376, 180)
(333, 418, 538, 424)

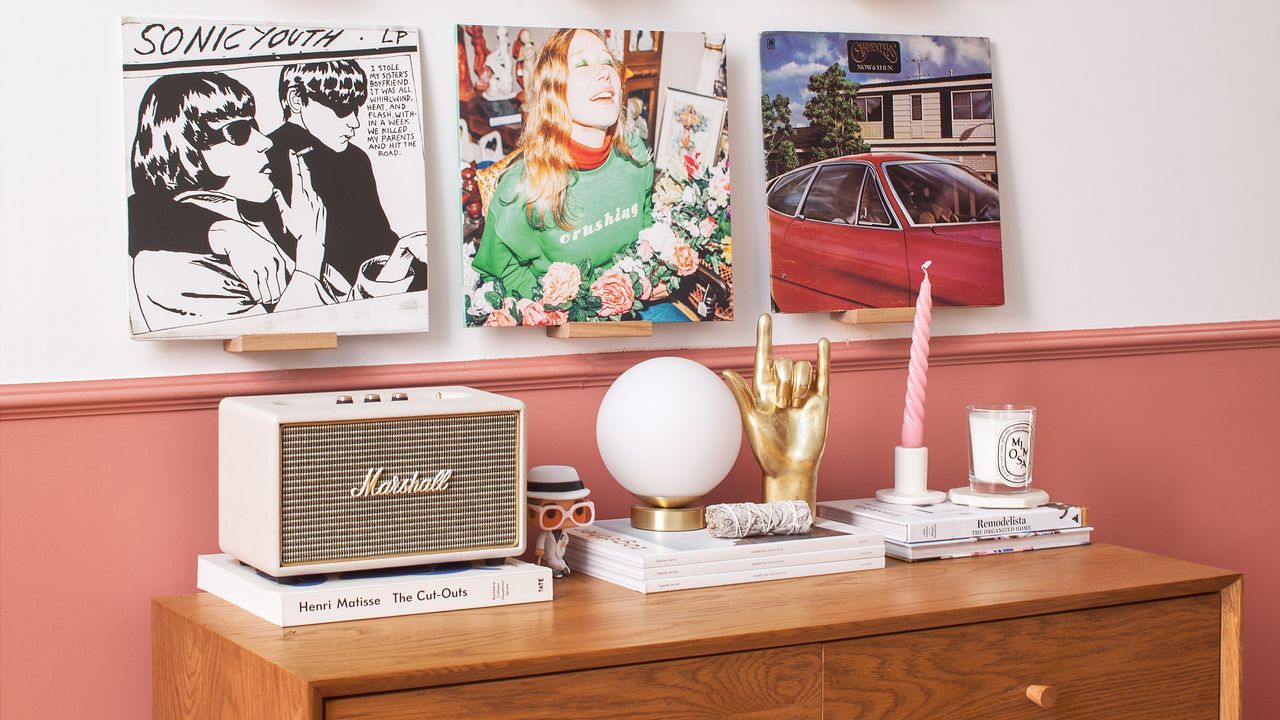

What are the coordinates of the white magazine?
(886, 528, 1093, 561)
(819, 498, 1087, 543)
(567, 549, 885, 594)
(565, 518, 882, 569)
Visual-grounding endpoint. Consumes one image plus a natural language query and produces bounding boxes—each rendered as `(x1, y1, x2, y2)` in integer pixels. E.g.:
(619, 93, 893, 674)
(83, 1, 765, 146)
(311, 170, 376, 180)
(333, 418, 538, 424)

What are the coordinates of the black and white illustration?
(122, 18, 429, 339)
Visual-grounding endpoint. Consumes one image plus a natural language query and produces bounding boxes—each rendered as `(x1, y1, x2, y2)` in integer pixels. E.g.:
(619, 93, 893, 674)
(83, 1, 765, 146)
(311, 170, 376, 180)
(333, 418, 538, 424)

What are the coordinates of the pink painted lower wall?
(2, 324, 1277, 717)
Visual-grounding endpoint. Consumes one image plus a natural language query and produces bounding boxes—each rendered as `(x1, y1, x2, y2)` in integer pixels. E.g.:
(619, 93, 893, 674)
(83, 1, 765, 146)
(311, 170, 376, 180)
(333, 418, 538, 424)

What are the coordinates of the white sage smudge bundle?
(704, 500, 813, 538)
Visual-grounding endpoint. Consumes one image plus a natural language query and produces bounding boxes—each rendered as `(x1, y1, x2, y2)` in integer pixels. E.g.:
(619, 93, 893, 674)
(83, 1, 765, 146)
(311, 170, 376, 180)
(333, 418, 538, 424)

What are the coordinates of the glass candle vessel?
(967, 405, 1035, 494)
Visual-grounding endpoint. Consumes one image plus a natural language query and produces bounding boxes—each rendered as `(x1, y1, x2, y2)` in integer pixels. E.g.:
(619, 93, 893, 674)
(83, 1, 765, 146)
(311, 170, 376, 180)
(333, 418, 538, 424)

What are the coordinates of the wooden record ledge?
(153, 544, 1241, 719)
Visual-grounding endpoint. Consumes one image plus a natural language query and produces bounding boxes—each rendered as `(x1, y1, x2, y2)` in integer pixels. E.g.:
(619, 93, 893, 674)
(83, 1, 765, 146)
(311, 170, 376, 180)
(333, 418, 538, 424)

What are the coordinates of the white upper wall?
(2, 0, 1277, 384)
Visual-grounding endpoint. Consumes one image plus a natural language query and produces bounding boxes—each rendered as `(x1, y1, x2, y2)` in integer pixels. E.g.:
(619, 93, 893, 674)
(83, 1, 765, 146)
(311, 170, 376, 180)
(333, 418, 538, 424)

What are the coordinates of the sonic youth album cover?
(122, 18, 429, 339)
(458, 26, 734, 327)
(760, 31, 1005, 314)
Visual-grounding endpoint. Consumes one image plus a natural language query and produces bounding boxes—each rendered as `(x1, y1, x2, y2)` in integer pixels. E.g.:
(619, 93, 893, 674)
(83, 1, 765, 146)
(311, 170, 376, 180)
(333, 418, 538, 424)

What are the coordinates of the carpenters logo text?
(847, 40, 902, 74)
(350, 468, 452, 497)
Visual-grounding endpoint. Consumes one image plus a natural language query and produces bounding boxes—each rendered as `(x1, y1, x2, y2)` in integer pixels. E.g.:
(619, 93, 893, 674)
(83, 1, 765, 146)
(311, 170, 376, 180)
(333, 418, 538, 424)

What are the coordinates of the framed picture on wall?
(655, 89, 727, 174)
(120, 18, 430, 340)
(458, 25, 734, 327)
(759, 31, 1005, 315)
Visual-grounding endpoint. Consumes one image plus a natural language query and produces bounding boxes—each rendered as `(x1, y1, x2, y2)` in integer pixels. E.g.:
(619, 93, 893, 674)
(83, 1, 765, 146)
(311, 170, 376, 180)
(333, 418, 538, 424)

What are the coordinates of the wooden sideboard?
(152, 544, 1241, 719)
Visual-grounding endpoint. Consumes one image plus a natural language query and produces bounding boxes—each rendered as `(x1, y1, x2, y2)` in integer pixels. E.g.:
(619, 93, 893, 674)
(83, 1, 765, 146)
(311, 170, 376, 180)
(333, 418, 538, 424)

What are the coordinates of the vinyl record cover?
(760, 31, 1005, 313)
(458, 26, 734, 327)
(122, 18, 429, 339)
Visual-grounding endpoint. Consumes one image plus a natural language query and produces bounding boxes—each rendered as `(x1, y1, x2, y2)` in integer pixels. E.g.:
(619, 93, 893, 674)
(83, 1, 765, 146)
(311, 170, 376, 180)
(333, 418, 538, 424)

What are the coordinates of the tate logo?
(997, 423, 1032, 485)
(349, 467, 452, 497)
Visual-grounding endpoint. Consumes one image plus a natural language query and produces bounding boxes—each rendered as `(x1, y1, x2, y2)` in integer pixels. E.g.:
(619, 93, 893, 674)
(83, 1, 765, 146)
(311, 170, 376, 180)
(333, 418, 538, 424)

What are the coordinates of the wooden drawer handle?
(1026, 684, 1057, 708)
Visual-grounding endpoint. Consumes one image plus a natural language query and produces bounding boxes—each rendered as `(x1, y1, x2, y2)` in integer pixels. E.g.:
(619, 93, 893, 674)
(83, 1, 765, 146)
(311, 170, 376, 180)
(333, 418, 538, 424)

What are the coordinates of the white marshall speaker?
(218, 386, 526, 576)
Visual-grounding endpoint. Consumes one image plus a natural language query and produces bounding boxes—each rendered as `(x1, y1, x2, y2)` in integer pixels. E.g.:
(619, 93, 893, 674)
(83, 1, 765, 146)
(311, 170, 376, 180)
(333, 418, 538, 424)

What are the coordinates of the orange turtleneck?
(569, 132, 614, 170)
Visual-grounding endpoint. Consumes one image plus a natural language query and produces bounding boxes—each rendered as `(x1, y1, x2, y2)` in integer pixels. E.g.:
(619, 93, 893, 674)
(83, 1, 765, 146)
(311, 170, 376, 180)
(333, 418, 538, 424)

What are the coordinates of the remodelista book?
(564, 518, 882, 569)
(569, 541, 885, 581)
(886, 527, 1093, 562)
(197, 554, 552, 627)
(565, 548, 885, 594)
(818, 498, 1088, 544)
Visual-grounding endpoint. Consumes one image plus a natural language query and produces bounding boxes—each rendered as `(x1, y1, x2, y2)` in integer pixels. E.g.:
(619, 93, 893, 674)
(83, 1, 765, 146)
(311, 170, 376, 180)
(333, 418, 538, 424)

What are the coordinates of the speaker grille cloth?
(279, 412, 520, 566)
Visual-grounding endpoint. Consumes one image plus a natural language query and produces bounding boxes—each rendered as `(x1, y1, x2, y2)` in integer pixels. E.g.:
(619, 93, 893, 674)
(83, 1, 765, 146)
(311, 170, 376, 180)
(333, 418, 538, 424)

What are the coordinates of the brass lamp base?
(630, 503, 706, 531)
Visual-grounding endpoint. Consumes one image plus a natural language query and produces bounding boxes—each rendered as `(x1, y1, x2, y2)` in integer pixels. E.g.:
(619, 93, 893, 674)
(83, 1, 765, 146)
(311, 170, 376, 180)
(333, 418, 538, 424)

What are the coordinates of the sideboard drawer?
(326, 644, 823, 719)
(825, 594, 1220, 719)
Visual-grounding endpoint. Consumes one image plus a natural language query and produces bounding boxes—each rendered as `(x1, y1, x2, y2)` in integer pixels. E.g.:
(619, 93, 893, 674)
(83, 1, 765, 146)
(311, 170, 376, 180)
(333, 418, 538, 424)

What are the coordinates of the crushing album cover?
(458, 26, 734, 327)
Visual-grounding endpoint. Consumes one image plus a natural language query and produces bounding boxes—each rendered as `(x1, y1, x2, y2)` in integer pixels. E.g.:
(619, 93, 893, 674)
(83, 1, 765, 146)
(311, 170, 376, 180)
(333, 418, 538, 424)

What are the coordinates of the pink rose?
(540, 262, 582, 307)
(590, 268, 636, 317)
(671, 242, 700, 276)
(518, 299, 568, 326)
(637, 238, 654, 261)
(699, 217, 717, 238)
(483, 307, 517, 327)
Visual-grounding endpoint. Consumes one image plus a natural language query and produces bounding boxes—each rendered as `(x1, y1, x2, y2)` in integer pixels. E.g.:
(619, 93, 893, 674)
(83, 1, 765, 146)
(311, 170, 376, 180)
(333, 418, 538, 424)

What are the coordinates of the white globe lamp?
(596, 357, 743, 531)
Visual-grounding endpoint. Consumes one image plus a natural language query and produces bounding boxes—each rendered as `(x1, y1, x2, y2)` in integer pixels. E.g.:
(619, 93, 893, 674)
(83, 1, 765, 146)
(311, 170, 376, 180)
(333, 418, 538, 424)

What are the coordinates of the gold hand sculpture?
(723, 314, 831, 517)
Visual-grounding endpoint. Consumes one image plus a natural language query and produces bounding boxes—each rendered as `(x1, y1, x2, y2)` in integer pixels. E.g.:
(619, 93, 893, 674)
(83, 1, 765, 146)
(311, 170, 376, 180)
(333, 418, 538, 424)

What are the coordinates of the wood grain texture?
(152, 602, 320, 720)
(832, 307, 916, 324)
(1221, 577, 1243, 719)
(824, 594, 1220, 720)
(151, 544, 1237, 700)
(326, 645, 822, 720)
(546, 321, 653, 338)
(223, 333, 338, 353)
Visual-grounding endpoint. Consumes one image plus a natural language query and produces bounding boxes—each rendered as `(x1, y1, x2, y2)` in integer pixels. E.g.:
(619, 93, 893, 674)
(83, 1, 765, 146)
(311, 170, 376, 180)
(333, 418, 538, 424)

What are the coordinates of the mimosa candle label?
(997, 423, 1032, 485)
(967, 405, 1036, 493)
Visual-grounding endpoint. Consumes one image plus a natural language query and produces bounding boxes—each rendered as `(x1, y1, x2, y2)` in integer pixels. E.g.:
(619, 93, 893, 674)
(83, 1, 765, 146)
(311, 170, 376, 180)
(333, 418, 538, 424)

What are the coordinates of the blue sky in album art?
(760, 31, 993, 126)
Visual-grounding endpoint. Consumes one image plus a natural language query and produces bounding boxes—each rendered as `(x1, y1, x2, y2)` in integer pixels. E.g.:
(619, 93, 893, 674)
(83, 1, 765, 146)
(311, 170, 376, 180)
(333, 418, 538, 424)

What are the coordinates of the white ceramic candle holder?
(876, 446, 947, 505)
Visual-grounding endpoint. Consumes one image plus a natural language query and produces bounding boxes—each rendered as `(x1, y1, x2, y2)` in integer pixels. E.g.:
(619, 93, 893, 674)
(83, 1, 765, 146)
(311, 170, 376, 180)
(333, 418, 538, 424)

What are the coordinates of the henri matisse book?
(886, 527, 1093, 562)
(197, 554, 552, 627)
(818, 498, 1088, 544)
(565, 518, 883, 569)
(566, 547, 884, 594)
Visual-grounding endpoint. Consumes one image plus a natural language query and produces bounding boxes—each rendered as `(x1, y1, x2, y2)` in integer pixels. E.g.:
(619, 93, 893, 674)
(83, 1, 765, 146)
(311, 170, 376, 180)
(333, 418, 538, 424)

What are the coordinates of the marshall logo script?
(350, 467, 453, 498)
(847, 40, 901, 74)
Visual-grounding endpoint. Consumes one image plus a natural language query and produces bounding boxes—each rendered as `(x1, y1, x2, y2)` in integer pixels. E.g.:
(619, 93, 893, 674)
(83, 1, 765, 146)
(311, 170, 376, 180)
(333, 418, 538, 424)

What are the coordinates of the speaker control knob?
(336, 395, 353, 404)
(363, 393, 381, 403)
(392, 392, 409, 401)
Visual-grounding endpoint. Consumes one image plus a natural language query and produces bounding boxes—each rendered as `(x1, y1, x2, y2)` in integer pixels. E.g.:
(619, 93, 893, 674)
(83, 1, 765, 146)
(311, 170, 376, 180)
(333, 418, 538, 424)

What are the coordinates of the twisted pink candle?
(901, 261, 933, 448)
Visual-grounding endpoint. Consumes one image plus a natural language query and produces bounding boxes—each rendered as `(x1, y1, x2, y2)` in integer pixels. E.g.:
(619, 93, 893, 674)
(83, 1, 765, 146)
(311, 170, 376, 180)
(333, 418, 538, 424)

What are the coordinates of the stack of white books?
(563, 518, 884, 594)
(197, 554, 553, 627)
(817, 498, 1091, 562)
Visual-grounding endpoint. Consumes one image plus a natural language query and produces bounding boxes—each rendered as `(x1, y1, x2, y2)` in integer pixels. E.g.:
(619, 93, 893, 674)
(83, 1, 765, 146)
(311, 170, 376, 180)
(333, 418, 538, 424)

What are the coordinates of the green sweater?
(473, 146, 654, 299)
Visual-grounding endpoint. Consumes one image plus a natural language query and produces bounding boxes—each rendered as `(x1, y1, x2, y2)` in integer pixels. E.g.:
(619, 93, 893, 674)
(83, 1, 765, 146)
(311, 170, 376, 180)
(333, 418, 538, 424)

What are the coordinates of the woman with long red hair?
(472, 28, 654, 303)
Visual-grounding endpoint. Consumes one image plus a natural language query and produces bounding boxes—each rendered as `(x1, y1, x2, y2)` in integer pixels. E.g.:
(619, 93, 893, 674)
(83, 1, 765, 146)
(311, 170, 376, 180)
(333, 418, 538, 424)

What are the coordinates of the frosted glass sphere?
(596, 357, 743, 501)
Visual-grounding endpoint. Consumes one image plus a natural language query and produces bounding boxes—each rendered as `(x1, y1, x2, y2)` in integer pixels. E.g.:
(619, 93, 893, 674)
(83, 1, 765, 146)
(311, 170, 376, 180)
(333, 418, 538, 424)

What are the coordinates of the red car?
(768, 152, 1004, 311)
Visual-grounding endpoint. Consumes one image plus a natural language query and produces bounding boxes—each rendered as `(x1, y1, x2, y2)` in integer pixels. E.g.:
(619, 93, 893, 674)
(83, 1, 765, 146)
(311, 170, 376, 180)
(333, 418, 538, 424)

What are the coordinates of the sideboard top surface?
(153, 543, 1238, 698)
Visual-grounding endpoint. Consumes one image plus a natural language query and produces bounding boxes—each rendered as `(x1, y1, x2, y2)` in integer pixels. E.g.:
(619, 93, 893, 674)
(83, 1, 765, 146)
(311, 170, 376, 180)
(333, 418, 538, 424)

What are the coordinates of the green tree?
(802, 64, 870, 160)
(761, 93, 799, 176)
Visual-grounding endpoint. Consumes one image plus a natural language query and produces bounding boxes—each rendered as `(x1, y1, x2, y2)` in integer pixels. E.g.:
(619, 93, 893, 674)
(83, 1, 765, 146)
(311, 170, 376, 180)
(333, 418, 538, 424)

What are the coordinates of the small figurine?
(483, 26, 519, 102)
(526, 465, 595, 578)
(513, 28, 536, 93)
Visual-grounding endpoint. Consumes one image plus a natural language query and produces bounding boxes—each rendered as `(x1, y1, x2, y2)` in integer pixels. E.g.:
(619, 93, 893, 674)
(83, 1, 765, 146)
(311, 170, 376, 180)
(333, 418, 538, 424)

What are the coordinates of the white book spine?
(567, 553, 885, 594)
(566, 525, 881, 569)
(568, 544, 884, 581)
(198, 562, 552, 627)
(821, 505, 1085, 543)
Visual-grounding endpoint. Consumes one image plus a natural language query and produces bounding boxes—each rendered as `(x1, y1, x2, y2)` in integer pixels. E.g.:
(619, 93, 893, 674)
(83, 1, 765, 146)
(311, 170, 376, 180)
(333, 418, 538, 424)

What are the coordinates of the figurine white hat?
(527, 465, 590, 500)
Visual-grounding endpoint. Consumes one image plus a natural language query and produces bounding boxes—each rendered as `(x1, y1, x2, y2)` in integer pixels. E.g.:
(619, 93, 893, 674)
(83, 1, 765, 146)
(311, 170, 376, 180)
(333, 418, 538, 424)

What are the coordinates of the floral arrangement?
(465, 152, 732, 327)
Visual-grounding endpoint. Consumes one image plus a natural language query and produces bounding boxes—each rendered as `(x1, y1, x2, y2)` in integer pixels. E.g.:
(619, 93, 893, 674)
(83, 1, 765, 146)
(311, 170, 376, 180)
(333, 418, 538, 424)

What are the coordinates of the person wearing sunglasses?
(127, 72, 415, 334)
(264, 60, 423, 291)
(526, 465, 596, 578)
